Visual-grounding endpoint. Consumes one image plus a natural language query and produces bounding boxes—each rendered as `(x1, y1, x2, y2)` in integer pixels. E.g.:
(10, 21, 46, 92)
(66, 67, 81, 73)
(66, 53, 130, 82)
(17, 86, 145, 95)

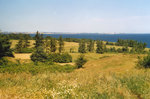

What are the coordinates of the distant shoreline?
(2, 32, 150, 35)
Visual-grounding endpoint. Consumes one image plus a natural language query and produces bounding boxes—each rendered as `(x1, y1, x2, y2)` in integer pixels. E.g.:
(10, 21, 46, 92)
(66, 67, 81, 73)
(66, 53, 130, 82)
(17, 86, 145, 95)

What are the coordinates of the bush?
(30, 46, 47, 63)
(136, 54, 150, 68)
(47, 53, 72, 63)
(60, 53, 72, 63)
(75, 54, 87, 68)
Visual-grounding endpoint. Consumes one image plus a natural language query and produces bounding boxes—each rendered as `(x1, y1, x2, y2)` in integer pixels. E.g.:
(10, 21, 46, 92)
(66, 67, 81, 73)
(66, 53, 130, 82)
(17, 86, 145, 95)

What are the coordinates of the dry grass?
(14, 53, 32, 59)
(1, 41, 149, 98)
(1, 53, 149, 98)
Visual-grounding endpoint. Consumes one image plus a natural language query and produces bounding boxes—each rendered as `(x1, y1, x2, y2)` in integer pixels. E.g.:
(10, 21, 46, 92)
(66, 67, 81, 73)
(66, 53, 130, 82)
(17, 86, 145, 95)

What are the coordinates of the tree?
(43, 37, 50, 54)
(0, 34, 13, 58)
(31, 31, 47, 64)
(50, 38, 57, 52)
(30, 46, 47, 64)
(23, 35, 30, 48)
(58, 36, 64, 53)
(78, 40, 86, 53)
(122, 46, 129, 53)
(96, 41, 105, 54)
(34, 31, 43, 48)
(75, 54, 87, 68)
(87, 40, 94, 52)
(15, 37, 24, 53)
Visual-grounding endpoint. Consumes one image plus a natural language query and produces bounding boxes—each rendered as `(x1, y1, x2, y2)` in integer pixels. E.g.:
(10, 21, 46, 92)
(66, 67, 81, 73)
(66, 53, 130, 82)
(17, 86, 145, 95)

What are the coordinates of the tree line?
(78, 39, 147, 54)
(30, 31, 73, 64)
(0, 32, 148, 58)
(0, 31, 87, 68)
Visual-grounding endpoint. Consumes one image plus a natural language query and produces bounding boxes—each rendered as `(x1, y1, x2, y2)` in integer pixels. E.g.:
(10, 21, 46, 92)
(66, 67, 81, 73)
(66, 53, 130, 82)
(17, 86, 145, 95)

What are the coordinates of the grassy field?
(0, 40, 150, 99)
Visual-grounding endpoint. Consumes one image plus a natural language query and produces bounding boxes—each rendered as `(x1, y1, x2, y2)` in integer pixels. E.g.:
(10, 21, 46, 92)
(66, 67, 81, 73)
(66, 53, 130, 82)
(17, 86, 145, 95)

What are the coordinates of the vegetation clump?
(47, 53, 72, 63)
(137, 54, 150, 68)
(75, 54, 87, 68)
(78, 40, 86, 53)
(0, 34, 13, 58)
(87, 39, 95, 52)
(96, 40, 105, 54)
(31, 46, 47, 63)
(58, 36, 64, 53)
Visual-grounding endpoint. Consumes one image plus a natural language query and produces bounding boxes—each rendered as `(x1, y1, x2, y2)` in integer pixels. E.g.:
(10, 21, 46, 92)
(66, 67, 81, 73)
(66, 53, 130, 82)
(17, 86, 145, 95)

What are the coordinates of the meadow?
(0, 40, 150, 99)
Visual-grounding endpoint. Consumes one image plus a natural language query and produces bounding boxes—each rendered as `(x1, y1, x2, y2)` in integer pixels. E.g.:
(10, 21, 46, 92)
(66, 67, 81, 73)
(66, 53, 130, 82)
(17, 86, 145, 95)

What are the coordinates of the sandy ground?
(14, 53, 31, 59)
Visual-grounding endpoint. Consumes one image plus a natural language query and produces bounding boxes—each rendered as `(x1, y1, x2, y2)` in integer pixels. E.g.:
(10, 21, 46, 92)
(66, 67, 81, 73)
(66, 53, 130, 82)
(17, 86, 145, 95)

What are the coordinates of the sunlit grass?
(0, 40, 149, 98)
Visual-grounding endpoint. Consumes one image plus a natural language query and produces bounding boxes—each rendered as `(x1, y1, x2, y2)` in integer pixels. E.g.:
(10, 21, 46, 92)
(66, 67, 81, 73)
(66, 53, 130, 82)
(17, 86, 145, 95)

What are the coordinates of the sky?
(0, 0, 150, 33)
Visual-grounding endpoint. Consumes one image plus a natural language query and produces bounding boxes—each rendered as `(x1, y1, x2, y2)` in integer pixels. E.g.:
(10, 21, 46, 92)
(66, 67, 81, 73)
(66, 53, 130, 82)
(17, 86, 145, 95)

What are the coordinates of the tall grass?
(0, 52, 150, 98)
(0, 69, 150, 98)
(0, 62, 75, 75)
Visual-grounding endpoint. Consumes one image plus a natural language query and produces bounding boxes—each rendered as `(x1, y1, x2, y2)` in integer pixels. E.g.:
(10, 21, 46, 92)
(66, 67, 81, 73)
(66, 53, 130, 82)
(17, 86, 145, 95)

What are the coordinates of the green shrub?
(75, 54, 87, 68)
(137, 54, 150, 68)
(60, 53, 72, 63)
(47, 53, 72, 63)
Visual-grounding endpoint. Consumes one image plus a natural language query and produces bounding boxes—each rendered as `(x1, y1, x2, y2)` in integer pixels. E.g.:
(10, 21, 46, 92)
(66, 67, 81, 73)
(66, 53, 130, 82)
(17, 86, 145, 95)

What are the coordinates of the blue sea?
(30, 33, 150, 48)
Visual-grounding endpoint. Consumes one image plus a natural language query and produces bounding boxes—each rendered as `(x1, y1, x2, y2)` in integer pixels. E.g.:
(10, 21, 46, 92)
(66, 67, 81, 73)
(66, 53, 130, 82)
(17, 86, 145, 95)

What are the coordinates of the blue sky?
(0, 0, 150, 33)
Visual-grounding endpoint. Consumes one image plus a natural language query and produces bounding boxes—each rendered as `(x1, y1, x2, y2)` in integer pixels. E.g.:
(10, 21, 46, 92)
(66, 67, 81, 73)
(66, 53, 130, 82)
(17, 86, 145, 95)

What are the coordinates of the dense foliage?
(34, 31, 44, 48)
(96, 41, 105, 54)
(48, 53, 72, 63)
(15, 37, 24, 53)
(31, 46, 47, 63)
(3, 33, 33, 40)
(116, 39, 146, 47)
(87, 40, 95, 52)
(50, 38, 57, 52)
(58, 36, 64, 53)
(0, 34, 13, 58)
(137, 54, 150, 68)
(78, 40, 86, 53)
(75, 54, 87, 68)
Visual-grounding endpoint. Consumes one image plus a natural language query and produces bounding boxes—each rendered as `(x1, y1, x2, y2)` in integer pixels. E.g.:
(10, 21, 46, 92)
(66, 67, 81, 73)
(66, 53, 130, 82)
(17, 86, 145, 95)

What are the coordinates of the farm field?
(0, 41, 150, 99)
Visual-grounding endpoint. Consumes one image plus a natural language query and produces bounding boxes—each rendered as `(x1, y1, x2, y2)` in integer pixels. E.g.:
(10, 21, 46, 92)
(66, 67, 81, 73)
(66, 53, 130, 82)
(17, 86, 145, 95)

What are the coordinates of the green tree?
(15, 37, 24, 53)
(31, 31, 47, 64)
(75, 54, 87, 68)
(50, 38, 57, 52)
(78, 40, 86, 53)
(96, 41, 105, 54)
(30, 46, 47, 64)
(23, 35, 30, 48)
(87, 40, 94, 52)
(58, 36, 64, 53)
(44, 37, 50, 54)
(34, 31, 43, 48)
(0, 34, 13, 58)
(122, 46, 129, 53)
